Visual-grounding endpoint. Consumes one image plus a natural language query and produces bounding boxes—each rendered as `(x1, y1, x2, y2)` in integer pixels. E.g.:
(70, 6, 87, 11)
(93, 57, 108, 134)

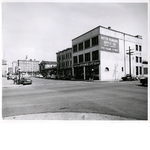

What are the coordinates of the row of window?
(136, 56, 142, 63)
(59, 61, 72, 68)
(57, 53, 72, 61)
(136, 45, 142, 51)
(73, 36, 99, 53)
(73, 50, 99, 64)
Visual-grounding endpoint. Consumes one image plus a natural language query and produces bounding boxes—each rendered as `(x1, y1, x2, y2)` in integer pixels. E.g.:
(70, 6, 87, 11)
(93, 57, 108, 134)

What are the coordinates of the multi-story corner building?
(17, 59, 39, 76)
(2, 60, 8, 77)
(39, 60, 57, 77)
(56, 48, 72, 78)
(72, 25, 143, 81)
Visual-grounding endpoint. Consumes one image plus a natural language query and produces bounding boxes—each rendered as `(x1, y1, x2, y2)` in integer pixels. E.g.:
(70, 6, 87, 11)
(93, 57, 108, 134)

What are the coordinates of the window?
(122, 67, 123, 72)
(136, 66, 138, 75)
(139, 57, 142, 63)
(85, 53, 90, 62)
(73, 56, 77, 64)
(79, 42, 83, 51)
(73, 45, 77, 53)
(136, 56, 138, 63)
(140, 66, 142, 75)
(84, 39, 90, 49)
(139, 45, 142, 51)
(92, 50, 99, 60)
(105, 67, 109, 71)
(136, 45, 138, 51)
(79, 54, 83, 63)
(144, 68, 148, 74)
(92, 36, 99, 46)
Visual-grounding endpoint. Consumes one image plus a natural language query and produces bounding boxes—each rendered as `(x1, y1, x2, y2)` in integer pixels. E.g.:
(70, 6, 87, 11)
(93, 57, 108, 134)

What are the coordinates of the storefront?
(73, 60, 100, 80)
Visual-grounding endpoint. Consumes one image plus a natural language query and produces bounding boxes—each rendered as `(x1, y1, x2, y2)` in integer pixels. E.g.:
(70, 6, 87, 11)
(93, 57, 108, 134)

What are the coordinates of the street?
(2, 78, 148, 120)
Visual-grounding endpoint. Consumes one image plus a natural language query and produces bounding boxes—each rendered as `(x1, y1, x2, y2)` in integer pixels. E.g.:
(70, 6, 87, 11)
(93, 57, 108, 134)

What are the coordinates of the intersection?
(2, 77, 148, 120)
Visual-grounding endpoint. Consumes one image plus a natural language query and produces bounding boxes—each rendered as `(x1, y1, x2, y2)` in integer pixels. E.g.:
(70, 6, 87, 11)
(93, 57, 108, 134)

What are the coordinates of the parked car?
(121, 74, 137, 81)
(20, 77, 32, 85)
(140, 77, 148, 85)
(39, 74, 43, 78)
(7, 74, 12, 80)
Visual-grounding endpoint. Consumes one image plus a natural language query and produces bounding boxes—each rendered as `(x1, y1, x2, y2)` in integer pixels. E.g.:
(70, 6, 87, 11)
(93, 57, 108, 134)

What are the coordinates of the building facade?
(12, 61, 17, 74)
(56, 48, 72, 78)
(39, 61, 57, 77)
(72, 26, 143, 81)
(2, 60, 8, 77)
(17, 59, 39, 76)
(8, 67, 13, 74)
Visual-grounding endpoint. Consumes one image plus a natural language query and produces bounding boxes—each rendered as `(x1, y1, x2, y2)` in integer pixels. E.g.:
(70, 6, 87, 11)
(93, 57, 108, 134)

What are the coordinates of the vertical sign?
(100, 35, 119, 52)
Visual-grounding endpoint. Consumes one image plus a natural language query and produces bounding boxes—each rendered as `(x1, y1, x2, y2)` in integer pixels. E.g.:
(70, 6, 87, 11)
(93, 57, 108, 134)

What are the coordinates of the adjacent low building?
(72, 25, 143, 81)
(56, 48, 72, 78)
(39, 60, 57, 77)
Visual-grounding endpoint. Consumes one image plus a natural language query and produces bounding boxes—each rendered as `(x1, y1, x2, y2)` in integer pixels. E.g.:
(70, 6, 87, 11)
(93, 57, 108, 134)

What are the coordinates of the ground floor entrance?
(74, 65, 99, 80)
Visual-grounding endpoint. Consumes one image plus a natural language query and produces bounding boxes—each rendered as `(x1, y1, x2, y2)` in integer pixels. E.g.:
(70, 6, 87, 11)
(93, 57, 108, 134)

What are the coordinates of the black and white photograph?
(0, 0, 149, 149)
(1, 1, 148, 120)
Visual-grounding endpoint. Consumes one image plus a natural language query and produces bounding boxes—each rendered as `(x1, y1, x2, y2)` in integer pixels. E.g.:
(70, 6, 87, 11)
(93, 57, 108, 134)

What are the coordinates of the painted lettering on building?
(100, 35, 119, 52)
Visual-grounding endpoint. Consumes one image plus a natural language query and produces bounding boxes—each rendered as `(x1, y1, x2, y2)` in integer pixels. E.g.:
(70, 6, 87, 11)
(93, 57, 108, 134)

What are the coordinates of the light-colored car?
(39, 74, 43, 78)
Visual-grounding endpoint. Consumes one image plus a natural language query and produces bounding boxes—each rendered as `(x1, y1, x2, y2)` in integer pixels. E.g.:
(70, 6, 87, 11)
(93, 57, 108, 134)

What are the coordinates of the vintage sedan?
(20, 77, 32, 85)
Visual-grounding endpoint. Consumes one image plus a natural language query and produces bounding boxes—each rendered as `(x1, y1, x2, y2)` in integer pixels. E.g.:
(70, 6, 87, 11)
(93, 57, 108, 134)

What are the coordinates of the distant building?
(72, 25, 143, 80)
(56, 48, 72, 78)
(17, 59, 39, 76)
(2, 60, 8, 77)
(12, 61, 17, 74)
(8, 67, 13, 74)
(39, 60, 57, 77)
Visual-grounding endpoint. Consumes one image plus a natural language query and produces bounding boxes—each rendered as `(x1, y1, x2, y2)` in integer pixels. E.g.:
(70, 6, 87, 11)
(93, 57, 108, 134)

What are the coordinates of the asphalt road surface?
(2, 78, 148, 120)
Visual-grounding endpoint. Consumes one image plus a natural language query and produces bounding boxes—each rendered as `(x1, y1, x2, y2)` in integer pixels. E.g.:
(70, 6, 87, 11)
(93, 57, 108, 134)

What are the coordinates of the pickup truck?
(140, 76, 148, 85)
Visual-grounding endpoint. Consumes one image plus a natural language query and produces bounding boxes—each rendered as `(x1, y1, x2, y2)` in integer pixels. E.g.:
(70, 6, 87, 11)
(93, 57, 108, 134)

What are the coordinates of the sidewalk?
(2, 77, 23, 88)
(3, 112, 133, 120)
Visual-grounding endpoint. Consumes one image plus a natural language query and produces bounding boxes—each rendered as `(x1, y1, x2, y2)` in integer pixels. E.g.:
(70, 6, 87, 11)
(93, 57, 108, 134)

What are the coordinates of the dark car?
(140, 77, 148, 85)
(121, 74, 137, 81)
(20, 77, 32, 85)
(7, 74, 13, 80)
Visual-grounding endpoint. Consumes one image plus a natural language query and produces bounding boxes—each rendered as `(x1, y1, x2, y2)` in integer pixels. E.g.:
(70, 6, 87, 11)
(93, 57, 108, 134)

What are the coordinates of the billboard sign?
(100, 35, 119, 52)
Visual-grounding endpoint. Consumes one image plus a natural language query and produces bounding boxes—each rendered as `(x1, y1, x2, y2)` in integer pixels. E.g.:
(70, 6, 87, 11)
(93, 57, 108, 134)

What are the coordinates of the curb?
(3, 112, 134, 120)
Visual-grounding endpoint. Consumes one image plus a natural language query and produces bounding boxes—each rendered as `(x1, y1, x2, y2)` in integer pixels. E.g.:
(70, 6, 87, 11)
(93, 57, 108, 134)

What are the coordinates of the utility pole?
(126, 46, 134, 77)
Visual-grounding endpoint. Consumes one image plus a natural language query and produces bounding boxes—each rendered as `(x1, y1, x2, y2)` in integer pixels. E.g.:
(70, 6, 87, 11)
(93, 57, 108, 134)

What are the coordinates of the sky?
(1, 2, 148, 67)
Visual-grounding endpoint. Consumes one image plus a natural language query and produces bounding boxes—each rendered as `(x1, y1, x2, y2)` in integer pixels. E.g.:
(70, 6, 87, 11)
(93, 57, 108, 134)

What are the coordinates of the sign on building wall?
(45, 64, 57, 69)
(100, 35, 119, 52)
